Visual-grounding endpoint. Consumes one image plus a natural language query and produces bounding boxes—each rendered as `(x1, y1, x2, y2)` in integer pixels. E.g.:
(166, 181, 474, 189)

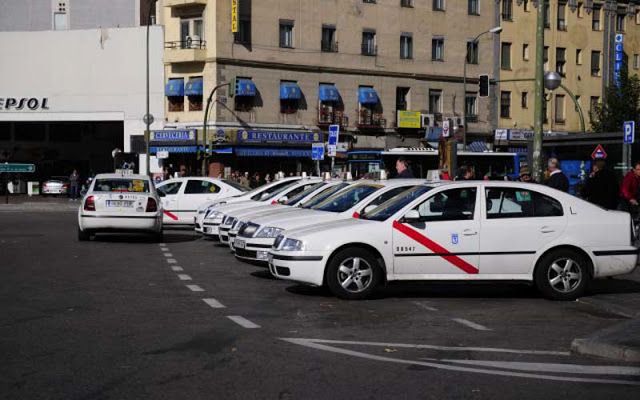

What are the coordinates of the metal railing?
(164, 38, 207, 50)
(358, 110, 386, 128)
(321, 40, 338, 52)
(361, 44, 377, 56)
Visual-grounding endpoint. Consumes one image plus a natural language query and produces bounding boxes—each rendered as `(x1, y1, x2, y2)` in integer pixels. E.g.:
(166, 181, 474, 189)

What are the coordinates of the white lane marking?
(227, 316, 260, 329)
(158, 243, 166, 246)
(160, 247, 169, 252)
(421, 359, 640, 376)
(163, 253, 173, 257)
(186, 285, 204, 292)
(166, 258, 177, 264)
(412, 301, 438, 312)
(281, 338, 639, 386)
(203, 298, 226, 309)
(177, 274, 192, 281)
(452, 318, 491, 331)
(171, 266, 184, 272)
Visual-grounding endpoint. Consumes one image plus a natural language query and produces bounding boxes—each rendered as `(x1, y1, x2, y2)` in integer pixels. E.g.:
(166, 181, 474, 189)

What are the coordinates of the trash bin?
(28, 181, 40, 196)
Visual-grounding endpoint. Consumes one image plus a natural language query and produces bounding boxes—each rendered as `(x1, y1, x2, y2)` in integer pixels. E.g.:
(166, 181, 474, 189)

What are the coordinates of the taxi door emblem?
(451, 233, 459, 245)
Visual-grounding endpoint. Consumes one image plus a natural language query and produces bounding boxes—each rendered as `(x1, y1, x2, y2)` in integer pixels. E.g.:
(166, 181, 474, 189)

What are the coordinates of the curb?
(571, 319, 640, 362)
(577, 297, 639, 319)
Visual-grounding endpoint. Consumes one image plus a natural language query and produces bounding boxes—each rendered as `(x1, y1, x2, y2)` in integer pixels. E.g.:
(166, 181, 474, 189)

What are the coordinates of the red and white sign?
(591, 144, 607, 160)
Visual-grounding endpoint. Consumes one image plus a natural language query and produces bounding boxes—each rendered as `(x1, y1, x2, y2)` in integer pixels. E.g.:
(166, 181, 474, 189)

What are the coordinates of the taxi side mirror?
(402, 209, 421, 222)
(260, 192, 270, 200)
(278, 196, 288, 204)
(363, 204, 377, 214)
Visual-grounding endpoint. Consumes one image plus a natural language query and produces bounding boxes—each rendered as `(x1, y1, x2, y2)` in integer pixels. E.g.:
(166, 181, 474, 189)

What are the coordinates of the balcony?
(321, 40, 338, 53)
(357, 110, 386, 129)
(164, 39, 207, 63)
(317, 110, 348, 128)
(164, 0, 207, 8)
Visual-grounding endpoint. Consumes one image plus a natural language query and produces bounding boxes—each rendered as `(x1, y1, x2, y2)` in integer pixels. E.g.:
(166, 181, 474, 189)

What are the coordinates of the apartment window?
(468, 0, 479, 15)
(168, 96, 184, 112)
(363, 0, 376, 3)
(187, 77, 203, 112)
(401, 0, 414, 7)
(501, 42, 512, 70)
(634, 54, 640, 70)
(521, 92, 528, 109)
(432, 37, 445, 61)
(557, 2, 567, 30)
(500, 91, 511, 118)
(234, 18, 251, 44)
(523, 43, 530, 61)
(396, 87, 410, 111)
(524, 0, 530, 12)
(280, 81, 300, 114)
(180, 17, 204, 48)
(362, 30, 377, 56)
(433, 0, 445, 11)
(636, 10, 640, 25)
(591, 51, 601, 76)
(577, 2, 584, 18)
(544, 46, 549, 70)
(321, 25, 337, 52)
(465, 92, 478, 117)
(556, 48, 566, 76)
(576, 49, 583, 65)
(466, 41, 479, 64)
(279, 20, 294, 48)
(400, 33, 413, 59)
(555, 95, 565, 123)
(502, 0, 513, 21)
(590, 96, 599, 115)
(616, 13, 625, 32)
(429, 90, 442, 114)
(592, 5, 601, 30)
(544, 1, 550, 28)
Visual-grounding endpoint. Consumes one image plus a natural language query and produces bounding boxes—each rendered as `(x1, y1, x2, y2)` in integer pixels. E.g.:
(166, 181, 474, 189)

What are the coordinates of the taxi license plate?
(106, 200, 133, 207)
(234, 239, 245, 249)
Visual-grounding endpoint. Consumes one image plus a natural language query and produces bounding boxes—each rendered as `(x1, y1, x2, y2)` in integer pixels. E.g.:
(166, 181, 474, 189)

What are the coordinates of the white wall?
(0, 26, 165, 151)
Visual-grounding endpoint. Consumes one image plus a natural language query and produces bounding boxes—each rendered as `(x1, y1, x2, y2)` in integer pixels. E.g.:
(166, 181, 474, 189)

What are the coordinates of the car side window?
(486, 188, 563, 219)
(366, 186, 413, 208)
(284, 183, 318, 199)
(185, 180, 219, 194)
(414, 188, 477, 222)
(157, 181, 182, 195)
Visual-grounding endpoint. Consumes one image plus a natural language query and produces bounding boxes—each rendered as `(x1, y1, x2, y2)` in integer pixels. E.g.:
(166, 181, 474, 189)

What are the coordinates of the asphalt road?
(1, 211, 639, 400)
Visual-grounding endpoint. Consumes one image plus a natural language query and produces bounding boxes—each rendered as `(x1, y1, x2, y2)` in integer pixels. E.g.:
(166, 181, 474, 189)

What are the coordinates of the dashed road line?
(186, 284, 204, 292)
(166, 258, 177, 264)
(160, 247, 169, 252)
(452, 318, 491, 331)
(163, 253, 173, 257)
(413, 301, 438, 312)
(171, 266, 184, 272)
(177, 274, 192, 281)
(203, 298, 226, 309)
(227, 316, 260, 329)
(158, 243, 166, 246)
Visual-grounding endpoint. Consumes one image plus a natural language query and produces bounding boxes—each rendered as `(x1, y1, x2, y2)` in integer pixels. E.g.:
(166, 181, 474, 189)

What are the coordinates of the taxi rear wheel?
(535, 249, 590, 301)
(326, 248, 381, 300)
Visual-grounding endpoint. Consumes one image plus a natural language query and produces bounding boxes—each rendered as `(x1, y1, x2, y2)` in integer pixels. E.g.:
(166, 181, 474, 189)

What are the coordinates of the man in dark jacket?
(544, 158, 569, 192)
(394, 157, 415, 178)
(581, 160, 619, 209)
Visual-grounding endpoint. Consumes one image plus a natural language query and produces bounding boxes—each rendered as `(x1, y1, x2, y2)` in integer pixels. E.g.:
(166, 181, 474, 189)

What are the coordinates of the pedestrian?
(69, 169, 80, 200)
(544, 158, 569, 192)
(581, 160, 619, 210)
(240, 171, 250, 187)
(619, 161, 640, 214)
(265, 173, 272, 184)
(394, 157, 415, 178)
(455, 164, 475, 181)
(518, 167, 534, 183)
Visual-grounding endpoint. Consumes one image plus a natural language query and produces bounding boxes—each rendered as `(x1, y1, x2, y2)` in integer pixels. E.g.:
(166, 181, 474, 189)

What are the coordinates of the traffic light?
(228, 78, 237, 98)
(479, 74, 490, 98)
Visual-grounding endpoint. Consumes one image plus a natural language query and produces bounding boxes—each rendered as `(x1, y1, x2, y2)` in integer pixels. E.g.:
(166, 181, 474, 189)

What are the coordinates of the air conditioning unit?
(420, 114, 435, 128)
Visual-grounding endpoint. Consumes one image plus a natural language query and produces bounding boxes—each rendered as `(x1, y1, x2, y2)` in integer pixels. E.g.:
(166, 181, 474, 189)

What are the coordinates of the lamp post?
(462, 26, 502, 150)
(201, 82, 231, 176)
(532, 0, 545, 183)
(144, 0, 158, 177)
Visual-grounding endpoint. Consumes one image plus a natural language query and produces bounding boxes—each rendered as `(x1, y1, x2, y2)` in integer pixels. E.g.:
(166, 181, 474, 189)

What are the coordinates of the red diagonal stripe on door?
(392, 220, 479, 274)
(163, 210, 179, 221)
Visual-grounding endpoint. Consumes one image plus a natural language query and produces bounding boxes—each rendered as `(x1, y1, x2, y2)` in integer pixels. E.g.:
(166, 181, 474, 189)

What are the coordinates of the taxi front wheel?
(326, 248, 382, 300)
(535, 249, 590, 301)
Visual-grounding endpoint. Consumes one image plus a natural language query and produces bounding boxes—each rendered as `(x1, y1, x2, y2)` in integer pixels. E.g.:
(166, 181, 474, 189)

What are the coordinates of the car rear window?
(93, 179, 150, 193)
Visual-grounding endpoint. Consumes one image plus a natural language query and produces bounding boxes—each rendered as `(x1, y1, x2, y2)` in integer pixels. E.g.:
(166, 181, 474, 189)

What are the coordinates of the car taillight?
(146, 197, 158, 212)
(84, 196, 96, 211)
(63, 183, 70, 189)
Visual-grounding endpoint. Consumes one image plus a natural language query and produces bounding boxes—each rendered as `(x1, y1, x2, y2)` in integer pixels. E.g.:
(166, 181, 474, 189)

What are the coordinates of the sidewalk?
(572, 267, 640, 362)
(0, 194, 79, 211)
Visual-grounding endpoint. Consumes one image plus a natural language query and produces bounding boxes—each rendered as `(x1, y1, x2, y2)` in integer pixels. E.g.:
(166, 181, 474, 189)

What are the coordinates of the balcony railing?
(358, 110, 386, 128)
(318, 111, 348, 127)
(165, 39, 207, 50)
(164, 39, 207, 63)
(321, 40, 338, 52)
(465, 115, 479, 123)
(361, 44, 377, 56)
(164, 0, 208, 7)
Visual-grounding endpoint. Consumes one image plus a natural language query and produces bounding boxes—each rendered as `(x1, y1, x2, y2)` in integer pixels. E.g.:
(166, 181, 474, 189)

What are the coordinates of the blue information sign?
(311, 143, 325, 161)
(624, 121, 635, 144)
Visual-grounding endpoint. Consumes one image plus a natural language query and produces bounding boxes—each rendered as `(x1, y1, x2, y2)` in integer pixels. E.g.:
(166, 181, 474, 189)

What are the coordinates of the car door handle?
(463, 229, 478, 236)
(540, 226, 555, 233)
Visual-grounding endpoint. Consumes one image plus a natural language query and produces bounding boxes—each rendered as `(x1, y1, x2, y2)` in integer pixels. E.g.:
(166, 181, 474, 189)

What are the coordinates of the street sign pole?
(328, 125, 340, 176)
(623, 121, 635, 175)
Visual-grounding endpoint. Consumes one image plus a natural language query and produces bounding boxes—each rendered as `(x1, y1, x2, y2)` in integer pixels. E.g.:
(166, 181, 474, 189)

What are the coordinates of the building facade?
(159, 0, 500, 176)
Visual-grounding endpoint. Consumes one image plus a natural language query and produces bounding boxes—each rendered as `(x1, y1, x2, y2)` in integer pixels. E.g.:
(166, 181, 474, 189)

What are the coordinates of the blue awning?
(235, 147, 311, 158)
(235, 78, 256, 97)
(280, 82, 302, 100)
(358, 87, 379, 104)
(318, 84, 340, 102)
(184, 77, 203, 96)
(468, 141, 489, 152)
(165, 78, 184, 97)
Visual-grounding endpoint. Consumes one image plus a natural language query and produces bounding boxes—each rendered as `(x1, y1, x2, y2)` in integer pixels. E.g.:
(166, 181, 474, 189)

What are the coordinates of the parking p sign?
(624, 121, 635, 144)
(328, 124, 340, 157)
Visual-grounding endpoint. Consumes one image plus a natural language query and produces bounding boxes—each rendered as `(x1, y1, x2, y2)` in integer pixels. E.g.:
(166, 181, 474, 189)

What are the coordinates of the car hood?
(231, 205, 305, 222)
(226, 203, 289, 220)
(251, 209, 346, 230)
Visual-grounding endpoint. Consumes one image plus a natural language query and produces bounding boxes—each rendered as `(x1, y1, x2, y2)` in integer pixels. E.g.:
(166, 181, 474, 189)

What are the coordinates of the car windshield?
(93, 178, 150, 193)
(221, 180, 250, 192)
(299, 182, 351, 208)
(307, 184, 382, 213)
(250, 180, 299, 201)
(361, 185, 433, 221)
(284, 182, 326, 205)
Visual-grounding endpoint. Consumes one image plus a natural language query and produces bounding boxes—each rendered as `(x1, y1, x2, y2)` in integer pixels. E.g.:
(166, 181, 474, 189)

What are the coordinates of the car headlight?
(281, 238, 304, 252)
(205, 210, 222, 218)
(223, 216, 236, 226)
(255, 226, 284, 238)
(239, 222, 259, 236)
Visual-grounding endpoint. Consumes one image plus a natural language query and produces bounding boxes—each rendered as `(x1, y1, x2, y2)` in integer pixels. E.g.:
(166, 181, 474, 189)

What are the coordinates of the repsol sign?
(0, 97, 50, 111)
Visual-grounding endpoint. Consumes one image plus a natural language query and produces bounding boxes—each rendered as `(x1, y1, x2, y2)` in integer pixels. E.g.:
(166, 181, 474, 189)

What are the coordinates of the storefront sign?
(494, 129, 509, 141)
(231, 0, 239, 33)
(235, 147, 312, 158)
(614, 34, 624, 87)
(509, 130, 534, 141)
(151, 129, 196, 141)
(237, 130, 322, 144)
(348, 152, 381, 162)
(397, 111, 421, 129)
(0, 97, 49, 111)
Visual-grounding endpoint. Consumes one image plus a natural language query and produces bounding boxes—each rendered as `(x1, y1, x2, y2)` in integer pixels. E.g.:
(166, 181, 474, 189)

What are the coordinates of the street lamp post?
(145, 0, 158, 177)
(532, 0, 546, 183)
(201, 82, 231, 177)
(462, 26, 502, 151)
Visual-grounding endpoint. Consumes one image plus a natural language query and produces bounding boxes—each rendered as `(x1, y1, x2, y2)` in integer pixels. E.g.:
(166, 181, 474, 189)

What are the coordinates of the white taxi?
(156, 177, 248, 226)
(234, 179, 426, 262)
(77, 173, 163, 241)
(196, 176, 304, 235)
(268, 181, 639, 300)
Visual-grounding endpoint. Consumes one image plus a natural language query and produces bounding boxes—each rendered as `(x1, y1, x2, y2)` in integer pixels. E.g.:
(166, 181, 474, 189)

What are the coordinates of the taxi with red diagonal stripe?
(268, 181, 639, 300)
